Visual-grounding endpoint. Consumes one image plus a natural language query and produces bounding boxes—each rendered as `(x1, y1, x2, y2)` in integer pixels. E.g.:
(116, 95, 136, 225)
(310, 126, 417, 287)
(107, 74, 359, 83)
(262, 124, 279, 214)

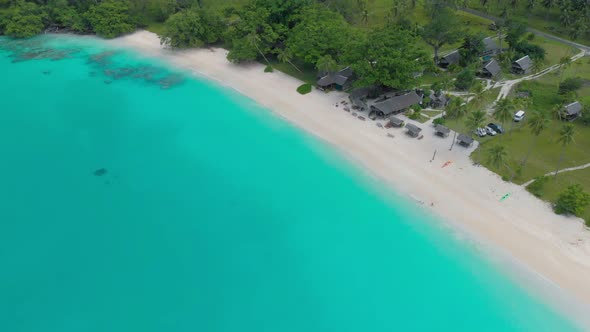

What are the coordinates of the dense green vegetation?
(464, 0, 590, 44)
(2, 0, 589, 223)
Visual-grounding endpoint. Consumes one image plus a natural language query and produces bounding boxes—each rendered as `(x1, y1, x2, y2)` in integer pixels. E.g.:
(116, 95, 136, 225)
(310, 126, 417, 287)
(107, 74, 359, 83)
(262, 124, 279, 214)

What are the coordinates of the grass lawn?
(416, 114, 431, 123)
(268, 61, 317, 84)
(515, 57, 590, 113)
(530, 35, 579, 67)
(470, 119, 590, 184)
(531, 168, 590, 224)
(145, 21, 166, 36)
(422, 110, 443, 117)
(464, 1, 590, 46)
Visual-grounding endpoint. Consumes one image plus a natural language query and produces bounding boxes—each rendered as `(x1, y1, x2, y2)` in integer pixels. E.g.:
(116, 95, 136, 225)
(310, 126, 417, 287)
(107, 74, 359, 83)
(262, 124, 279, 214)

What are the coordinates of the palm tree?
(446, 98, 467, 119)
(494, 98, 514, 139)
(276, 48, 302, 74)
(554, 123, 576, 179)
(488, 144, 516, 180)
(466, 110, 487, 137)
(315, 55, 339, 74)
(447, 99, 468, 151)
(247, 33, 271, 66)
(466, 110, 487, 160)
(558, 56, 572, 84)
(532, 59, 546, 73)
(470, 82, 485, 108)
(522, 109, 550, 168)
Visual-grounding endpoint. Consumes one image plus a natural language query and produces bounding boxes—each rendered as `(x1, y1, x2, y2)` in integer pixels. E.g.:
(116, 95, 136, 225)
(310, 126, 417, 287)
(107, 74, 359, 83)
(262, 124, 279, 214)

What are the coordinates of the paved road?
(459, 8, 590, 54)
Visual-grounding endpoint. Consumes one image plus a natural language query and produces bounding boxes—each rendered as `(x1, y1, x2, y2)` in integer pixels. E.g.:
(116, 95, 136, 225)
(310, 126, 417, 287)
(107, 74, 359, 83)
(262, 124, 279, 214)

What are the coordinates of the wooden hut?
(434, 124, 450, 138)
(561, 101, 583, 121)
(405, 123, 422, 138)
(511, 55, 533, 75)
(457, 134, 474, 147)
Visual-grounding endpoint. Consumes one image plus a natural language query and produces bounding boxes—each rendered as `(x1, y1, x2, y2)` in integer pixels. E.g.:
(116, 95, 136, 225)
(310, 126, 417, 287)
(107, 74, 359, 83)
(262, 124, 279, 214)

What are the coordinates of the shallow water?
(0, 35, 581, 331)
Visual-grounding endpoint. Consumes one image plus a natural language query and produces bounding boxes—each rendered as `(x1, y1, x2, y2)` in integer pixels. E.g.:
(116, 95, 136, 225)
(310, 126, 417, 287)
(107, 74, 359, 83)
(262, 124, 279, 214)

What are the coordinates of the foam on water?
(0, 35, 582, 331)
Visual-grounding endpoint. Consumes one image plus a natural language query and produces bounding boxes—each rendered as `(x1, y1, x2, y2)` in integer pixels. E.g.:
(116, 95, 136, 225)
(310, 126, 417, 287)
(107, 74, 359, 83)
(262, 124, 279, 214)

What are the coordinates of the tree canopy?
(1, 0, 47, 38)
(160, 9, 223, 48)
(420, 6, 461, 64)
(286, 5, 349, 66)
(555, 184, 590, 217)
(345, 27, 427, 89)
(84, 0, 135, 38)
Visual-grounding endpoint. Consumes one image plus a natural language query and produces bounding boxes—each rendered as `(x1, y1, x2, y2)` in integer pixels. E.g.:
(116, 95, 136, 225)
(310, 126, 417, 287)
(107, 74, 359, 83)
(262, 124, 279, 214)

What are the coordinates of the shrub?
(408, 109, 421, 120)
(411, 104, 422, 111)
(526, 32, 535, 41)
(554, 184, 590, 217)
(558, 77, 583, 95)
(526, 176, 548, 197)
(264, 65, 273, 73)
(433, 117, 446, 125)
(296, 83, 312, 95)
(514, 41, 546, 61)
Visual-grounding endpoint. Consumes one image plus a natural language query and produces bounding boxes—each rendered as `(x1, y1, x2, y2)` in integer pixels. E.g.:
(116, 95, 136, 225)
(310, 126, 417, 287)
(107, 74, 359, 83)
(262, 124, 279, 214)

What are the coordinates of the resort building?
(481, 37, 501, 57)
(405, 123, 422, 138)
(561, 101, 583, 121)
(369, 91, 422, 118)
(429, 90, 450, 108)
(511, 55, 533, 75)
(439, 50, 461, 68)
(317, 67, 354, 91)
(480, 59, 501, 78)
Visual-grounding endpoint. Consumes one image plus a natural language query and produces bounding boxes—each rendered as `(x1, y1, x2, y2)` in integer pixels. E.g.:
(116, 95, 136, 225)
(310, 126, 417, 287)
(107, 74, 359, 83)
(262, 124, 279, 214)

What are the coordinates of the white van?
(514, 110, 525, 122)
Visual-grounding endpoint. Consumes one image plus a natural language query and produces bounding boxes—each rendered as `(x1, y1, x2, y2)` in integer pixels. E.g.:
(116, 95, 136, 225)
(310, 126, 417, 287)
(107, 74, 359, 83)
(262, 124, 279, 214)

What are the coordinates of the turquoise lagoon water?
(0, 35, 581, 331)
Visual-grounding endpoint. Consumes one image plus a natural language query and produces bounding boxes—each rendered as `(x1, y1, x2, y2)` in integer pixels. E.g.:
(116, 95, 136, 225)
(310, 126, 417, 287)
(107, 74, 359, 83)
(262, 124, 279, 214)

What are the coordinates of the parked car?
(485, 126, 497, 136)
(487, 123, 504, 134)
(475, 127, 487, 137)
(514, 110, 525, 122)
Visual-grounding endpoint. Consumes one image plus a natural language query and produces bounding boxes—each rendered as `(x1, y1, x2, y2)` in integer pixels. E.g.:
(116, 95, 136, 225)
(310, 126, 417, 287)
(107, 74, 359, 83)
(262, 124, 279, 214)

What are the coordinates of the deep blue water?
(0, 35, 581, 331)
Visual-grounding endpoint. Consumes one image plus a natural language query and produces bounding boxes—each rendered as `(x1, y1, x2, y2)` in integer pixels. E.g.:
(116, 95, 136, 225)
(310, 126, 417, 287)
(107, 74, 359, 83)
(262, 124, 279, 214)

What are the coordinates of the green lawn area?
(534, 168, 590, 224)
(145, 21, 166, 36)
(422, 110, 443, 117)
(464, 1, 590, 46)
(268, 60, 317, 85)
(470, 119, 590, 184)
(515, 57, 590, 112)
(530, 35, 578, 67)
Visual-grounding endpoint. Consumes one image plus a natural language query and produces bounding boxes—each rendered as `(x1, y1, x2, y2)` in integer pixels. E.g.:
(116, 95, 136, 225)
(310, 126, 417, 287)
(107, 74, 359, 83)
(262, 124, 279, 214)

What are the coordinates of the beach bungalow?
(480, 59, 501, 78)
(317, 67, 354, 91)
(511, 55, 533, 75)
(481, 37, 501, 57)
(406, 123, 422, 138)
(457, 134, 474, 147)
(439, 50, 461, 68)
(429, 90, 449, 109)
(561, 101, 583, 121)
(434, 124, 450, 138)
(369, 92, 422, 119)
(349, 86, 372, 111)
(388, 116, 405, 128)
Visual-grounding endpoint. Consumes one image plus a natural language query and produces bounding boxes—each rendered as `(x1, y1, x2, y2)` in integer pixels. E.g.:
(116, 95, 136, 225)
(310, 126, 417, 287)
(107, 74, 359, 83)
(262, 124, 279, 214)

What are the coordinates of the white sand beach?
(109, 31, 590, 318)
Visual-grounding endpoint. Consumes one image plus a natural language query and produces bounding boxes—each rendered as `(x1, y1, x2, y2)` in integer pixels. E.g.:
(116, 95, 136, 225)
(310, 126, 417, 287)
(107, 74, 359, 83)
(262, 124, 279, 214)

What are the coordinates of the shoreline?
(105, 31, 590, 325)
